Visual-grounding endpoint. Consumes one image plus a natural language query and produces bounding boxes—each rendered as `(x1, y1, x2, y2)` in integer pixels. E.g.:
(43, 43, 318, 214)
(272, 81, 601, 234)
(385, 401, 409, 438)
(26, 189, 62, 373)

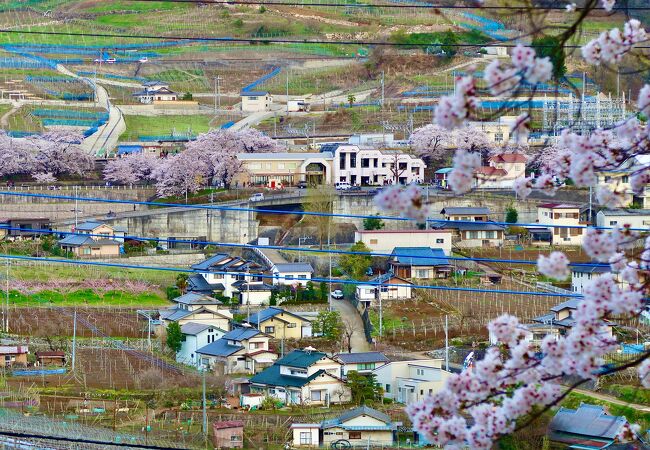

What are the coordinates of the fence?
(0, 57, 49, 69)
(32, 109, 108, 120)
(241, 66, 282, 93)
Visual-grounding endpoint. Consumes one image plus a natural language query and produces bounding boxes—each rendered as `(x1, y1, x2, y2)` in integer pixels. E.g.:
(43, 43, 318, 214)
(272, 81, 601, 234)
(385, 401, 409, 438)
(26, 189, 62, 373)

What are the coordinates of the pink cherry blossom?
(537, 252, 570, 280)
(639, 359, 650, 389)
(513, 177, 532, 199)
(374, 184, 430, 222)
(601, 0, 615, 11)
(583, 228, 618, 262)
(448, 149, 480, 194)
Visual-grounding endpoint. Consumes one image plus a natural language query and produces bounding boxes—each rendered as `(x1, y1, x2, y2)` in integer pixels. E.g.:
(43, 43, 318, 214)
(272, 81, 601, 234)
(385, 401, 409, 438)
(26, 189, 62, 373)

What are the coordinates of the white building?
(354, 229, 453, 255)
(196, 326, 277, 374)
(190, 254, 273, 306)
(334, 352, 390, 378)
(596, 209, 650, 229)
(324, 143, 425, 186)
(571, 263, 611, 293)
(132, 81, 177, 104)
(537, 203, 584, 246)
(270, 263, 314, 286)
(372, 359, 452, 404)
(474, 153, 527, 189)
(176, 322, 227, 368)
(355, 273, 414, 307)
(596, 155, 650, 208)
(241, 91, 272, 112)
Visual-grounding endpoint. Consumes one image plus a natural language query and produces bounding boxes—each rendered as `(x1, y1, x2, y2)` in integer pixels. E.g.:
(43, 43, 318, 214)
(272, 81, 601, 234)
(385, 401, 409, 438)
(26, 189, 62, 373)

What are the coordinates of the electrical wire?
(0, 253, 584, 298)
(0, 224, 611, 268)
(111, 0, 650, 10)
(0, 29, 639, 49)
(0, 190, 646, 231)
(0, 430, 187, 449)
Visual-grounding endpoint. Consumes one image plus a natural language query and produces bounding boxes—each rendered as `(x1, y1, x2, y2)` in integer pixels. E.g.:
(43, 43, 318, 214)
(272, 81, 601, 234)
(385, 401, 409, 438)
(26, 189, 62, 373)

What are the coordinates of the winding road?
(331, 299, 370, 353)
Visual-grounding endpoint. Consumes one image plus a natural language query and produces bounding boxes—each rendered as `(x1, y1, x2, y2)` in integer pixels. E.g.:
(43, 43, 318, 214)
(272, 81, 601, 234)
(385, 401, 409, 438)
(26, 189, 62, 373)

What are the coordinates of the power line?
(0, 28, 627, 49)
(111, 0, 650, 10)
(0, 430, 187, 450)
(0, 224, 611, 268)
(0, 253, 583, 298)
(0, 190, 644, 231)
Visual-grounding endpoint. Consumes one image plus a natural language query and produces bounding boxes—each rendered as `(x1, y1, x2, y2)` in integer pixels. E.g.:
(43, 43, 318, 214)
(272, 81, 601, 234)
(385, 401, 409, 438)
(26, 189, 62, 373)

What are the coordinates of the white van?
(249, 193, 264, 202)
(335, 182, 352, 191)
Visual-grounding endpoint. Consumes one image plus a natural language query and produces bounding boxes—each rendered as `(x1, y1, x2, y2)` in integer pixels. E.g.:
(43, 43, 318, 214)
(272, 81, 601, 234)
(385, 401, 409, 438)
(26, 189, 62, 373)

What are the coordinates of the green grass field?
(120, 114, 214, 141)
(11, 263, 177, 286)
(562, 392, 650, 430)
(8, 288, 167, 307)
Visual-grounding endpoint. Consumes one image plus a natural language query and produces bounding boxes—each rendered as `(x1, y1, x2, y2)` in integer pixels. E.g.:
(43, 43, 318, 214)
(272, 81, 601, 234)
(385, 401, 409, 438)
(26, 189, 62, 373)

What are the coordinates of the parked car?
(335, 182, 352, 191)
(348, 185, 361, 191)
(297, 181, 308, 189)
(249, 193, 264, 202)
(138, 57, 148, 63)
(330, 290, 344, 300)
(106, 58, 116, 64)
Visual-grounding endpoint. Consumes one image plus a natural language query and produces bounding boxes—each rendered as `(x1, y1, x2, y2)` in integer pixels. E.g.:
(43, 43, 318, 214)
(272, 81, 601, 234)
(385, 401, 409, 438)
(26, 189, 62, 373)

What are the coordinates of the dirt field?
(9, 307, 147, 338)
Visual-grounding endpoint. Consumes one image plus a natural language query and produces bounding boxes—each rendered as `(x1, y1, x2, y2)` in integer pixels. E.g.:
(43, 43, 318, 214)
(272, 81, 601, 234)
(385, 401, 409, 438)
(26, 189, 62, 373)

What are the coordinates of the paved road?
(331, 299, 370, 353)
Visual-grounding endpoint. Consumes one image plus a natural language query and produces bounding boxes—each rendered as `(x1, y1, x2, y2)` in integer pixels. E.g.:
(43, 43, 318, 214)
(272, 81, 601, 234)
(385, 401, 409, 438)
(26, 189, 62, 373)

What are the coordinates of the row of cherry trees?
(0, 131, 93, 183)
(103, 128, 282, 197)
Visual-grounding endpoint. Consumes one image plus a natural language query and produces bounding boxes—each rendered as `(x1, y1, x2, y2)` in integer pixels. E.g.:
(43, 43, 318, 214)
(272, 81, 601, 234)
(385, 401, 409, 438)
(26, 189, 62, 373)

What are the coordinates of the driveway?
(331, 299, 370, 353)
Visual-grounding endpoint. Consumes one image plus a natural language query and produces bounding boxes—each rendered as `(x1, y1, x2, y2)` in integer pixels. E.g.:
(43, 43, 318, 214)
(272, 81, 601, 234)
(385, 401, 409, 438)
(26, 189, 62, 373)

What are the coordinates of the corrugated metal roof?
(273, 263, 314, 273)
(173, 292, 222, 305)
(223, 326, 261, 341)
(58, 235, 93, 246)
(180, 322, 212, 335)
(391, 247, 449, 266)
(334, 352, 389, 364)
(549, 404, 627, 439)
(237, 152, 328, 160)
(275, 349, 327, 368)
(196, 339, 243, 357)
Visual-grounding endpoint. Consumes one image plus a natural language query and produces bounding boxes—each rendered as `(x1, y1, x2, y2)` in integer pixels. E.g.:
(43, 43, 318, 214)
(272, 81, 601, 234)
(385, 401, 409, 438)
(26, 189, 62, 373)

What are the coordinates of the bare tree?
(341, 318, 356, 353)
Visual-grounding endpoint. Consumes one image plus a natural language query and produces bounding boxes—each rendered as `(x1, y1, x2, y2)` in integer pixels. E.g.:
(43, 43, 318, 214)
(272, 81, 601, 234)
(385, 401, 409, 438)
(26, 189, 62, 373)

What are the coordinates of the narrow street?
(331, 299, 370, 353)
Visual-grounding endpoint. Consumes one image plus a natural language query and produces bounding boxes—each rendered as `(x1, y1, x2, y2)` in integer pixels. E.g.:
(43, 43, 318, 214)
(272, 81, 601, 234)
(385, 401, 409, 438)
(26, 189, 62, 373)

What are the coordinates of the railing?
(536, 282, 573, 295)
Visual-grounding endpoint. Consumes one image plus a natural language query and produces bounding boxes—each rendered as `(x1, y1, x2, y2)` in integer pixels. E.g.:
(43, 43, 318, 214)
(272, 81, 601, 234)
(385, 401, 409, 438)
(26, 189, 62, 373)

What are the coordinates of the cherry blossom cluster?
(581, 19, 647, 65)
(448, 150, 481, 194)
(537, 252, 570, 280)
(434, 76, 478, 130)
(374, 184, 430, 222)
(483, 45, 553, 98)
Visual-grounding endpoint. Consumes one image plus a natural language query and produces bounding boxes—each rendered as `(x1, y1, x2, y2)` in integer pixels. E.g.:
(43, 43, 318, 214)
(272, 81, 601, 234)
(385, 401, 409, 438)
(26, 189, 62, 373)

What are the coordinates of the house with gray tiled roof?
(389, 247, 452, 279)
(270, 263, 314, 286)
(249, 348, 350, 405)
(290, 405, 397, 447)
(58, 219, 125, 257)
(334, 351, 390, 377)
(243, 307, 313, 340)
(190, 254, 273, 306)
(160, 293, 233, 332)
(549, 403, 633, 449)
(196, 325, 277, 374)
(176, 322, 227, 368)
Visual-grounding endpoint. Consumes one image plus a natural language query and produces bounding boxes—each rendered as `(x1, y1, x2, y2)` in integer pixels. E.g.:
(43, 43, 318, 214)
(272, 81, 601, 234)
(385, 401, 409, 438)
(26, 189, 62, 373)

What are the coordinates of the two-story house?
(58, 220, 124, 257)
(196, 326, 277, 374)
(176, 322, 227, 368)
(372, 359, 452, 404)
(537, 203, 584, 246)
(189, 254, 273, 305)
(440, 207, 491, 222)
(355, 272, 414, 307)
(160, 293, 233, 331)
(596, 209, 650, 229)
(596, 154, 650, 208)
(249, 348, 351, 405)
(334, 352, 390, 378)
(291, 406, 397, 448)
(132, 80, 177, 104)
(474, 153, 527, 189)
(388, 247, 452, 279)
(571, 263, 611, 293)
(270, 263, 314, 287)
(244, 307, 313, 339)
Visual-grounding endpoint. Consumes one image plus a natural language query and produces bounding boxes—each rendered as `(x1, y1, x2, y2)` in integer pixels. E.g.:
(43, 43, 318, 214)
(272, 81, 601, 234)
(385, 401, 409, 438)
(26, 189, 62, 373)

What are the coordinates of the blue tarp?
(13, 368, 66, 376)
(117, 145, 143, 155)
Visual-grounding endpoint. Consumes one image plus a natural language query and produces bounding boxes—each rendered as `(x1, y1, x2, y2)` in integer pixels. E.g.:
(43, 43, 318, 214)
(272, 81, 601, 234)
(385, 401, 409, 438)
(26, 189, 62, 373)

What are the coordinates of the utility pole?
(286, 68, 289, 114)
(378, 288, 382, 337)
(202, 369, 207, 438)
(214, 76, 222, 112)
(381, 70, 385, 109)
(72, 309, 77, 372)
(444, 315, 449, 372)
(5, 259, 9, 333)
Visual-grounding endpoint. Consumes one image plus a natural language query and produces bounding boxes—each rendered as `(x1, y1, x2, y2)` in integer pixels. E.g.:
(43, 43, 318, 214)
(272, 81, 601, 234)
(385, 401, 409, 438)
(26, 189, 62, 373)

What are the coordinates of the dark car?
(297, 181, 308, 189)
(348, 185, 361, 191)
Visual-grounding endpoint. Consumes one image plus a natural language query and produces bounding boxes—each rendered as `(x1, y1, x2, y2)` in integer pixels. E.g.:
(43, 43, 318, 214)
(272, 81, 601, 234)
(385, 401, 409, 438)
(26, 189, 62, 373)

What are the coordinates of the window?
(298, 275, 307, 279)
(468, 231, 479, 239)
(287, 323, 297, 328)
(370, 239, 378, 244)
(264, 326, 275, 333)
(300, 432, 312, 445)
(436, 238, 444, 244)
(622, 175, 629, 183)
(609, 221, 617, 225)
(349, 432, 361, 440)
(361, 158, 370, 168)
(415, 269, 429, 278)
(416, 368, 425, 376)
(495, 132, 503, 142)
(231, 435, 242, 442)
(311, 390, 322, 401)
(285, 275, 294, 280)
(385, 384, 391, 393)
(485, 231, 495, 239)
(349, 153, 357, 168)
(248, 96, 258, 100)
(339, 154, 346, 170)
(278, 163, 285, 169)
(289, 368, 307, 376)
(357, 363, 375, 370)
(249, 342, 263, 350)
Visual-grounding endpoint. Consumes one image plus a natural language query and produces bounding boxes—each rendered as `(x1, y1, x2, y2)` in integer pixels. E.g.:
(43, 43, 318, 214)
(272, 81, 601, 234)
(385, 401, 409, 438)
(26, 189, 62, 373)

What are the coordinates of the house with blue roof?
(189, 254, 273, 305)
(58, 220, 125, 257)
(290, 405, 396, 447)
(389, 247, 452, 279)
(548, 403, 633, 449)
(249, 348, 350, 405)
(160, 293, 233, 332)
(243, 307, 313, 340)
(196, 325, 277, 374)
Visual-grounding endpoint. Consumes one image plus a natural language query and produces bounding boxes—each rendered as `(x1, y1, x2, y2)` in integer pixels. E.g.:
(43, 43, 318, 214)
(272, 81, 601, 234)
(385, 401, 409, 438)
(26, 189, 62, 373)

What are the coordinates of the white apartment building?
(373, 359, 451, 404)
(241, 91, 273, 112)
(329, 144, 425, 186)
(596, 209, 650, 229)
(537, 203, 584, 246)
